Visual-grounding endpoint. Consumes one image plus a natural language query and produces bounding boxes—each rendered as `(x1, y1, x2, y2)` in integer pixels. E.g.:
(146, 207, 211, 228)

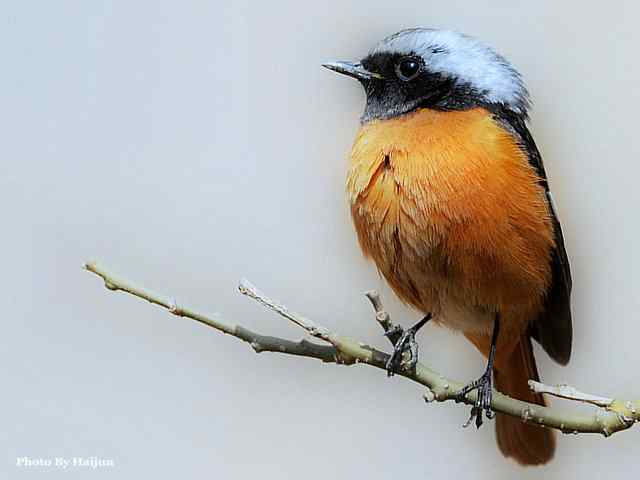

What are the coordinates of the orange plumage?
(348, 107, 554, 332)
(348, 107, 557, 464)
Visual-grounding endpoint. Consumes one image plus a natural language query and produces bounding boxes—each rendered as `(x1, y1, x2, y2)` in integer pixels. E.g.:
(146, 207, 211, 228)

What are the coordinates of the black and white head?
(323, 28, 530, 123)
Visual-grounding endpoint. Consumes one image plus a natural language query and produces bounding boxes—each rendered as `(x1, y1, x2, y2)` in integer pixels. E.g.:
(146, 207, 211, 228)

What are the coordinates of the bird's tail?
(493, 336, 555, 465)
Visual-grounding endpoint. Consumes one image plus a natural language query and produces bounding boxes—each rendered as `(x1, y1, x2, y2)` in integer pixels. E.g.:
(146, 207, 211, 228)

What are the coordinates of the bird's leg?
(385, 313, 432, 376)
(456, 314, 501, 428)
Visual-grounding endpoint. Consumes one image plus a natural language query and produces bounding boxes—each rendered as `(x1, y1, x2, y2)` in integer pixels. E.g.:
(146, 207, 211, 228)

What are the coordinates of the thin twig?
(529, 381, 614, 408)
(239, 279, 331, 342)
(364, 290, 403, 346)
(84, 261, 640, 437)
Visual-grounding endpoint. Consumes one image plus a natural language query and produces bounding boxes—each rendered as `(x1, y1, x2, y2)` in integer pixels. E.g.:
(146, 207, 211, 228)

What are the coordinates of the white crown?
(371, 28, 530, 113)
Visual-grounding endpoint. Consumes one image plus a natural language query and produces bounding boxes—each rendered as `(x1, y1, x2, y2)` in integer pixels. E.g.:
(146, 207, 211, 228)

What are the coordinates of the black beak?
(322, 61, 382, 81)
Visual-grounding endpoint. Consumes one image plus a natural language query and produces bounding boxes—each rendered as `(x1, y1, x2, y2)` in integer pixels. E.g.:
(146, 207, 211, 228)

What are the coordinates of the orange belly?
(348, 107, 554, 337)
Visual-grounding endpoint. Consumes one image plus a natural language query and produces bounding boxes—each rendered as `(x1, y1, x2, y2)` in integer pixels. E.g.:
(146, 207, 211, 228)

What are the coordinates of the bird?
(323, 28, 572, 466)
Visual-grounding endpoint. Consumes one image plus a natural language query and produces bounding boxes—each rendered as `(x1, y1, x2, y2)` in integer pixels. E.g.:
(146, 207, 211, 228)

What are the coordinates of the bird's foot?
(385, 316, 430, 376)
(456, 367, 495, 429)
(385, 326, 418, 376)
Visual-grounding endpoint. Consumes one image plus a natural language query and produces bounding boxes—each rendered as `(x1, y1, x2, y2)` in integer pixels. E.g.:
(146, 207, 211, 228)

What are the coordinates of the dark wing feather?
(493, 107, 573, 365)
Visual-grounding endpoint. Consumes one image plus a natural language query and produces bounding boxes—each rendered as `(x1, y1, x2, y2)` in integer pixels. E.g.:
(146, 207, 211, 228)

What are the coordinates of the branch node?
(365, 291, 389, 325)
(618, 413, 635, 428)
(423, 388, 436, 403)
(625, 401, 637, 415)
(334, 352, 355, 365)
(167, 297, 181, 315)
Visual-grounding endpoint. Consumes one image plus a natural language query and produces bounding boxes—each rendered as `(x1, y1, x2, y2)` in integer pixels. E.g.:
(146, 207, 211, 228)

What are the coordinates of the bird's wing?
(494, 108, 573, 365)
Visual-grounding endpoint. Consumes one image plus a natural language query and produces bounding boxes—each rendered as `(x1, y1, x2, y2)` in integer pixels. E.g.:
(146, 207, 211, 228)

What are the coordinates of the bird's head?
(323, 28, 530, 123)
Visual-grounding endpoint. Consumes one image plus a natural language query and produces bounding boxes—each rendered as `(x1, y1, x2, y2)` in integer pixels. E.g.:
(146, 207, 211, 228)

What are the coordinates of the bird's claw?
(384, 315, 431, 377)
(385, 327, 419, 376)
(456, 368, 494, 428)
(383, 325, 403, 339)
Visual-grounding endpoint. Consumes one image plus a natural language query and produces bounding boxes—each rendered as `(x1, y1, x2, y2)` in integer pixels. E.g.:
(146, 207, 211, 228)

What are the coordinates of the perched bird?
(323, 28, 572, 466)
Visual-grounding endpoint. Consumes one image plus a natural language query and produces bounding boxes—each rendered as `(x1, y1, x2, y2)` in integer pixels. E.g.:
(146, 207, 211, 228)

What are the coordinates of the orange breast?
(348, 108, 554, 335)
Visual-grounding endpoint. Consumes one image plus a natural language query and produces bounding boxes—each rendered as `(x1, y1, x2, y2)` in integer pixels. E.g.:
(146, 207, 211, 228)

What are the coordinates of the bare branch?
(84, 262, 338, 363)
(85, 261, 640, 437)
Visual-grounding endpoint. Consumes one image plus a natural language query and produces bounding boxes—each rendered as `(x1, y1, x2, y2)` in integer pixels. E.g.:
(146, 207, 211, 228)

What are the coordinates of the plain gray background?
(4, 0, 640, 478)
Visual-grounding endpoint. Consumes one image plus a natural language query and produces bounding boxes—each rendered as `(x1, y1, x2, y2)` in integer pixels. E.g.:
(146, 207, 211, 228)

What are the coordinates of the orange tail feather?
(494, 336, 555, 465)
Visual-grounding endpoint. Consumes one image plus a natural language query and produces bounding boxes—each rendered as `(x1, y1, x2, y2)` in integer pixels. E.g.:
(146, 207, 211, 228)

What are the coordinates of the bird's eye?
(395, 57, 421, 81)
